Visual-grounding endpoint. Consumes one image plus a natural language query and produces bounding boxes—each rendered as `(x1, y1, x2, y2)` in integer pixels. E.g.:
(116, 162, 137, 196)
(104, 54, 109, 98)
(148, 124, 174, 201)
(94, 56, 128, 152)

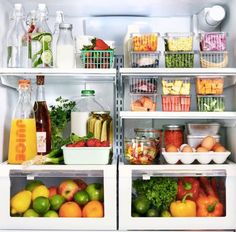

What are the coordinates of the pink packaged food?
(200, 32, 227, 51)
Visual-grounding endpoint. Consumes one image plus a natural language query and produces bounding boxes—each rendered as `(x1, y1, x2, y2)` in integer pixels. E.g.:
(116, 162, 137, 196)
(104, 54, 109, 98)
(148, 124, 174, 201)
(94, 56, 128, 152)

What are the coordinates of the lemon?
(10, 190, 32, 215)
(32, 185, 49, 201)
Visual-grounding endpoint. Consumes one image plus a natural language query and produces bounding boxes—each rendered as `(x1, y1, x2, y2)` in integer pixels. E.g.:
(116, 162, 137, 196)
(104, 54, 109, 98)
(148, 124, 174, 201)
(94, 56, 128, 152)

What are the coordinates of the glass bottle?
(8, 80, 37, 164)
(71, 90, 104, 137)
(31, 4, 53, 68)
(34, 75, 51, 155)
(52, 11, 64, 66)
(7, 3, 28, 68)
(56, 23, 75, 68)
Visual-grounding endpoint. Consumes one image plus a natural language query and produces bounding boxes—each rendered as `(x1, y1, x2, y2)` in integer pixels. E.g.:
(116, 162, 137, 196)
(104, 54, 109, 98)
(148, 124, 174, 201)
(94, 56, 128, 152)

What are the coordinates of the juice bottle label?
(36, 132, 46, 153)
(8, 119, 37, 164)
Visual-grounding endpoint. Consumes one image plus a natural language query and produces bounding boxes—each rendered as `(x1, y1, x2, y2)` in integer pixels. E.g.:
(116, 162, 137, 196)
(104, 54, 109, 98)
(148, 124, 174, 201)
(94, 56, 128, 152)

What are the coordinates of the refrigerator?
(0, 0, 236, 231)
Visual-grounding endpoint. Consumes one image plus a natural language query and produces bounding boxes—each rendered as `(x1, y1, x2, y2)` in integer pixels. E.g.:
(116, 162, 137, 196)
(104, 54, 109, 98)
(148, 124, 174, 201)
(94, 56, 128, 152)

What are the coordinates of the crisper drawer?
(119, 162, 236, 230)
(0, 163, 116, 230)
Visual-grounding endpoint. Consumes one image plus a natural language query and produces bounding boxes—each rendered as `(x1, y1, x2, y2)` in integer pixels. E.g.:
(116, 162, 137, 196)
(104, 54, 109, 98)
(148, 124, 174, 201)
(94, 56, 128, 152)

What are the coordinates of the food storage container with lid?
(187, 123, 220, 135)
(199, 51, 228, 68)
(165, 51, 194, 68)
(130, 51, 160, 68)
(187, 134, 220, 148)
(197, 95, 225, 112)
(131, 94, 157, 111)
(162, 95, 191, 112)
(124, 137, 158, 164)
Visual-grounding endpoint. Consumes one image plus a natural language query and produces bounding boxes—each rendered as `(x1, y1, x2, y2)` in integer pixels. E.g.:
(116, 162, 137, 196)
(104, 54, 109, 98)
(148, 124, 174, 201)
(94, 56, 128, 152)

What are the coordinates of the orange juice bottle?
(8, 80, 37, 164)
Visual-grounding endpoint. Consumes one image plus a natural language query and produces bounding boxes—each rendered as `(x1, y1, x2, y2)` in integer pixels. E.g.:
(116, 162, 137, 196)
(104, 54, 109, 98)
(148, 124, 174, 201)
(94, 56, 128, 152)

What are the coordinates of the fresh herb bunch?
(49, 97, 76, 149)
(133, 177, 178, 212)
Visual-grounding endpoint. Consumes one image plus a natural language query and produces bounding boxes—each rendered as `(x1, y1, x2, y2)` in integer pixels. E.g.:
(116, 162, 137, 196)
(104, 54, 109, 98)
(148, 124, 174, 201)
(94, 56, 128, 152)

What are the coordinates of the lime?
(49, 194, 65, 211)
(32, 196, 50, 215)
(161, 210, 172, 217)
(25, 180, 44, 192)
(41, 50, 52, 64)
(23, 209, 39, 217)
(133, 196, 150, 215)
(146, 208, 159, 217)
(74, 190, 90, 206)
(131, 212, 140, 217)
(44, 210, 59, 217)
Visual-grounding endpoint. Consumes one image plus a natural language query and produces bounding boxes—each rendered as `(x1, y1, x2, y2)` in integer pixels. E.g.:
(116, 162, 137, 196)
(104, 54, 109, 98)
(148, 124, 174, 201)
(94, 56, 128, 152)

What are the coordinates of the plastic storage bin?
(196, 76, 224, 95)
(162, 95, 190, 111)
(199, 51, 228, 68)
(81, 50, 114, 68)
(199, 32, 227, 51)
(131, 33, 159, 52)
(165, 51, 194, 68)
(187, 134, 220, 148)
(164, 32, 194, 51)
(129, 77, 158, 94)
(187, 123, 220, 135)
(162, 77, 190, 95)
(130, 51, 160, 68)
(131, 94, 157, 111)
(197, 95, 225, 112)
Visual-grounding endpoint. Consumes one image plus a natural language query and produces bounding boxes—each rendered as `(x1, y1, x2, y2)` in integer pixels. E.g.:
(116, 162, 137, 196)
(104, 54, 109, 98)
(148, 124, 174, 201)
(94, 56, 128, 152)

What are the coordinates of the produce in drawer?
(131, 52, 160, 68)
(130, 77, 157, 93)
(165, 52, 194, 68)
(162, 78, 190, 95)
(162, 95, 191, 112)
(196, 77, 224, 95)
(197, 95, 225, 112)
(131, 95, 157, 111)
(10, 179, 104, 217)
(132, 33, 158, 52)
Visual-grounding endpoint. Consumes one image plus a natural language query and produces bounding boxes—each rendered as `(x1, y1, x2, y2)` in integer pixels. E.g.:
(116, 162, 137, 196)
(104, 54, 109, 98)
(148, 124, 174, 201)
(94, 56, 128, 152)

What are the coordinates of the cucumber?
(40, 34, 52, 43)
(41, 50, 52, 65)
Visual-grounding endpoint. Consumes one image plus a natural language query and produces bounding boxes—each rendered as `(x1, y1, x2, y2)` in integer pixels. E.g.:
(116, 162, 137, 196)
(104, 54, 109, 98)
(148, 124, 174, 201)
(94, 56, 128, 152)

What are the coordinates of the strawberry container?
(162, 95, 191, 111)
(130, 94, 157, 111)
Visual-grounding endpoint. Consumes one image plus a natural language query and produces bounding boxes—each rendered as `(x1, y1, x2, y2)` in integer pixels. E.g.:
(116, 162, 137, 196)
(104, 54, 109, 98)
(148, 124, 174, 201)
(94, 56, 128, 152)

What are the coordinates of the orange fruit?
(82, 200, 103, 218)
(59, 202, 82, 217)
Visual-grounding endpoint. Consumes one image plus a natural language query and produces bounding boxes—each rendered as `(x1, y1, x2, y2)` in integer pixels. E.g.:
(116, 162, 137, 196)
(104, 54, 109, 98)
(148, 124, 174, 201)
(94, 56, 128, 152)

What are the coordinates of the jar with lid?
(87, 111, 113, 145)
(71, 90, 104, 137)
(56, 23, 75, 68)
(163, 125, 184, 148)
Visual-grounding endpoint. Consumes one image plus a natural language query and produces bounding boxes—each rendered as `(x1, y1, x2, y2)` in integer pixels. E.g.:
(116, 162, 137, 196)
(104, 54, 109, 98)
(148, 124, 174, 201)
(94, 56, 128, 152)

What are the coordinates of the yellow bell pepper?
(170, 193, 196, 217)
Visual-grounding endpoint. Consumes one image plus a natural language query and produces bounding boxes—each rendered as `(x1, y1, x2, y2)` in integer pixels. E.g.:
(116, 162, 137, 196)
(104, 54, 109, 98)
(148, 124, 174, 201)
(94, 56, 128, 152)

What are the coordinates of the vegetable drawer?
(119, 161, 236, 230)
(0, 163, 116, 230)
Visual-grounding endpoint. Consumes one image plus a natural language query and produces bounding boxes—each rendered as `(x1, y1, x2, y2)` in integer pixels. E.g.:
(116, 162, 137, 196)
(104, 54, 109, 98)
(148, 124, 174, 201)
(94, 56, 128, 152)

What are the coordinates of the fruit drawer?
(119, 163, 236, 230)
(0, 164, 116, 230)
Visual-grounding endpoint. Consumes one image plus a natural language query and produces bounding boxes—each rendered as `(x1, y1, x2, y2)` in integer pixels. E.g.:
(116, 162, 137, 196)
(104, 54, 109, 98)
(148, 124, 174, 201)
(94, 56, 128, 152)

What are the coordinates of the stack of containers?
(161, 78, 191, 111)
(196, 76, 225, 112)
(164, 32, 195, 68)
(199, 32, 228, 68)
(130, 33, 160, 68)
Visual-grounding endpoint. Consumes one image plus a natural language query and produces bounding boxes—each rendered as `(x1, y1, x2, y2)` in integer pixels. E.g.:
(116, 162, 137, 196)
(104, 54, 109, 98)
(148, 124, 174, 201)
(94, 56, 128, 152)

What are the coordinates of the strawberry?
(74, 141, 86, 147)
(67, 143, 74, 147)
(101, 141, 110, 147)
(86, 138, 98, 147)
(95, 140, 102, 147)
(93, 38, 110, 50)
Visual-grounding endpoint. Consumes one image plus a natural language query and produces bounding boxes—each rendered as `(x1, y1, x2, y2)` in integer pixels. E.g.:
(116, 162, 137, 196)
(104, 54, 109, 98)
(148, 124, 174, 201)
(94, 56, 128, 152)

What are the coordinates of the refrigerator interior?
(0, 0, 236, 231)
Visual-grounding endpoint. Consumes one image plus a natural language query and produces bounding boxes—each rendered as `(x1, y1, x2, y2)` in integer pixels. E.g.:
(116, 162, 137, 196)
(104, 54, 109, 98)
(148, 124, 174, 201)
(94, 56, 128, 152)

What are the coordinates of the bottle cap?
(59, 23, 73, 30)
(81, 90, 95, 96)
(11, 3, 25, 18)
(18, 79, 30, 88)
(206, 5, 225, 26)
(36, 75, 45, 85)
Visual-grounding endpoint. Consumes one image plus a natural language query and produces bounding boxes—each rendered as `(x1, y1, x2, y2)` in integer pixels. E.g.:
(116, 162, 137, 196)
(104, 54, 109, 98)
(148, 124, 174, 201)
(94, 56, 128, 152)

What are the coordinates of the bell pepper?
(170, 193, 196, 217)
(196, 195, 224, 217)
(199, 177, 217, 198)
(177, 177, 200, 200)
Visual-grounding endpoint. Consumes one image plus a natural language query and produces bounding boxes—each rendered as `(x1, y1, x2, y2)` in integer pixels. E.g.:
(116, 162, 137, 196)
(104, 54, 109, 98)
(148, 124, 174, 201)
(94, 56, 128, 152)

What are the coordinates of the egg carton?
(162, 148, 230, 164)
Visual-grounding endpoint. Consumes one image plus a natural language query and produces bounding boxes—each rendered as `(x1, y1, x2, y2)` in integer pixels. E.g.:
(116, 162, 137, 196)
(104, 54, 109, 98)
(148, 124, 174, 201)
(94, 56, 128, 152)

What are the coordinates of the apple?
(48, 186, 58, 198)
(58, 180, 79, 201)
(85, 183, 104, 201)
(74, 179, 87, 191)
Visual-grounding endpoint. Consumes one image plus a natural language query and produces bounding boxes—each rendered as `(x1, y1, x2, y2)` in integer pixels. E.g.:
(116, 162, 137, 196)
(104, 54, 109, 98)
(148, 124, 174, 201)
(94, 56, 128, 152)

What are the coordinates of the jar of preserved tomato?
(163, 125, 184, 148)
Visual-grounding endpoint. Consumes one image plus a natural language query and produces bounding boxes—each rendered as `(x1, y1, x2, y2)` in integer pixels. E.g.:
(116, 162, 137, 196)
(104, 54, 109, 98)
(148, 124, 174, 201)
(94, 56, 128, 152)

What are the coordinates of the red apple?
(48, 186, 58, 198)
(58, 180, 79, 201)
(74, 179, 87, 191)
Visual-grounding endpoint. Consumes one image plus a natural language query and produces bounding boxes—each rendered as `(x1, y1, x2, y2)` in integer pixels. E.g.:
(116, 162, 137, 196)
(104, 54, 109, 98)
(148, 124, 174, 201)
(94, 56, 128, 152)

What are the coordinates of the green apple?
(85, 183, 104, 201)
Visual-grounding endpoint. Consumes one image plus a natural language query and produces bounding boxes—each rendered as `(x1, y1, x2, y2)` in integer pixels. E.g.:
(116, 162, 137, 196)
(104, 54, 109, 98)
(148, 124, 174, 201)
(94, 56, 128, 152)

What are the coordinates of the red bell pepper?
(177, 177, 200, 200)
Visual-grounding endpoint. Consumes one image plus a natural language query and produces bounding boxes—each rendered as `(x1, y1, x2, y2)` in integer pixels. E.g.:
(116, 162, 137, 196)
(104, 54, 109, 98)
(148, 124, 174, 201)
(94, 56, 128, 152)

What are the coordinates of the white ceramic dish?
(62, 146, 111, 165)
(187, 134, 220, 148)
(162, 148, 230, 164)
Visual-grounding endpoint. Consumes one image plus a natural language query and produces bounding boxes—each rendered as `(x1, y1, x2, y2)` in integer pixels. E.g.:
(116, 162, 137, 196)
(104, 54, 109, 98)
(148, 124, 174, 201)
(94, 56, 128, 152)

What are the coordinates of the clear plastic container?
(164, 32, 194, 51)
(162, 95, 191, 112)
(187, 123, 220, 135)
(130, 94, 157, 111)
(196, 76, 224, 95)
(71, 90, 105, 137)
(131, 33, 159, 52)
(124, 138, 157, 164)
(197, 95, 225, 112)
(199, 32, 227, 51)
(130, 51, 160, 68)
(129, 77, 158, 94)
(199, 51, 228, 68)
(162, 77, 190, 95)
(187, 135, 220, 148)
(165, 51, 194, 68)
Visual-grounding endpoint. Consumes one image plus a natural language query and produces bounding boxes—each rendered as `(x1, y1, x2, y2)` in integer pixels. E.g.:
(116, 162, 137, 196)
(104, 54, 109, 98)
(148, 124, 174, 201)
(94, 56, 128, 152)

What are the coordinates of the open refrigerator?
(0, 0, 236, 232)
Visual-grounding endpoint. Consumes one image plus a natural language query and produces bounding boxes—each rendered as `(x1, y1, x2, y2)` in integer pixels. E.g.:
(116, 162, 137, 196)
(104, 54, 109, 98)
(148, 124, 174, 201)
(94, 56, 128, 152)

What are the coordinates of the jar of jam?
(163, 125, 184, 148)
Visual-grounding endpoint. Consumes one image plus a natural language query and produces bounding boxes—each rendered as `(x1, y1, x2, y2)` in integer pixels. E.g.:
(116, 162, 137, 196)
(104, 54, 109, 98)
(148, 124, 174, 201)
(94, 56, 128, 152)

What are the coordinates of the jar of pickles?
(163, 125, 184, 148)
(87, 111, 113, 145)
